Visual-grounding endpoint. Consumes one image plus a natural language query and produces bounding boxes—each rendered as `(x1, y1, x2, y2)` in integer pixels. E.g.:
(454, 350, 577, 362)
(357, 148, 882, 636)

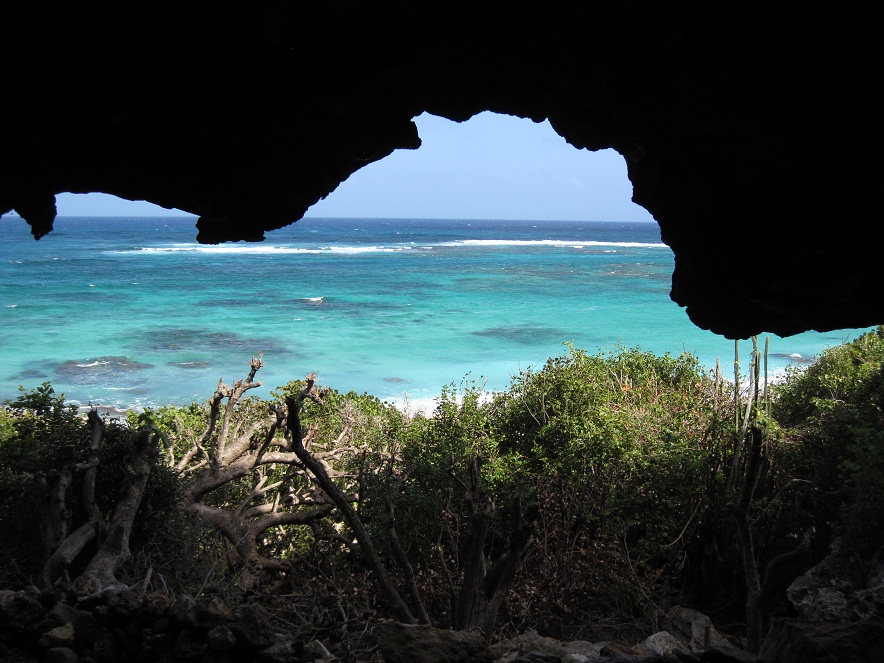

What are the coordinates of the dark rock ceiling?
(1, 3, 880, 339)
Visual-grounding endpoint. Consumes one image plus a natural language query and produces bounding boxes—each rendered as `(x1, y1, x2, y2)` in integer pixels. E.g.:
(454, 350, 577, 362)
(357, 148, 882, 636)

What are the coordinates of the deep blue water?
(0, 216, 868, 412)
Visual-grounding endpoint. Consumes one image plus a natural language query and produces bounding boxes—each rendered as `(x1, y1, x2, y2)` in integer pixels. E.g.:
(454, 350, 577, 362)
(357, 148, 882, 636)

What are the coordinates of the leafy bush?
(772, 326, 884, 545)
(488, 345, 722, 555)
(0, 384, 86, 581)
(0, 384, 185, 588)
(3, 335, 881, 642)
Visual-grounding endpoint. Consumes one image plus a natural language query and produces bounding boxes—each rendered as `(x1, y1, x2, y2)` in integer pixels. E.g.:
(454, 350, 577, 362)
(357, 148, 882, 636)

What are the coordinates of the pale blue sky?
(56, 112, 655, 223)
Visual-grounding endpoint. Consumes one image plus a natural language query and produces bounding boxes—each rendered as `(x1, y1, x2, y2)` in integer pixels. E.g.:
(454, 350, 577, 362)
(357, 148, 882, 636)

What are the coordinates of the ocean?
(0, 216, 869, 413)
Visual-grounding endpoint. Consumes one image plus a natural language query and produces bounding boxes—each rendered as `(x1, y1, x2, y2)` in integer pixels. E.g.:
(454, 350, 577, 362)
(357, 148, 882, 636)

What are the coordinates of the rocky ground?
(0, 585, 751, 663)
(2, 537, 882, 663)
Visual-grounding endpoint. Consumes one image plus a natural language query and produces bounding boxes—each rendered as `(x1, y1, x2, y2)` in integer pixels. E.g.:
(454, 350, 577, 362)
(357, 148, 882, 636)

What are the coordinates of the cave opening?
(47, 111, 653, 226)
(1, 111, 871, 411)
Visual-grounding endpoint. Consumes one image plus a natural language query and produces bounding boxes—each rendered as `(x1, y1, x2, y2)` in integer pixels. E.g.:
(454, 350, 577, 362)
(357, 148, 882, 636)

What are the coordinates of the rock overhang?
(1, 3, 880, 338)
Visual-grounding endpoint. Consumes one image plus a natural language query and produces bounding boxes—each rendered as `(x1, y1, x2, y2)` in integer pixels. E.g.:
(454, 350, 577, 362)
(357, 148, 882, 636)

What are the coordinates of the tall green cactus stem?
(764, 336, 770, 421)
(728, 340, 745, 496)
(739, 338, 756, 446)
(734, 340, 741, 433)
(752, 336, 760, 417)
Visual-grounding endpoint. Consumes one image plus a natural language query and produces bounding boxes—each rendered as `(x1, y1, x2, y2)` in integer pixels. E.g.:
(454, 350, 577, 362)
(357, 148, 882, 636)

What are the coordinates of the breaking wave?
(107, 238, 666, 256)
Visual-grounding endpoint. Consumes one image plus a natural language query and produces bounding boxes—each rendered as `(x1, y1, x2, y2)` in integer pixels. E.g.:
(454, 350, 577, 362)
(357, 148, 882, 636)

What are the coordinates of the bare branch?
(250, 505, 335, 530)
(386, 469, 431, 624)
(82, 409, 104, 524)
(285, 387, 415, 624)
(72, 428, 160, 596)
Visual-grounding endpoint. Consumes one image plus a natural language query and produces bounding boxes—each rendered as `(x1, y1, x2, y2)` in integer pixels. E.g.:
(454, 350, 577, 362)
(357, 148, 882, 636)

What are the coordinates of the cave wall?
(1, 2, 880, 338)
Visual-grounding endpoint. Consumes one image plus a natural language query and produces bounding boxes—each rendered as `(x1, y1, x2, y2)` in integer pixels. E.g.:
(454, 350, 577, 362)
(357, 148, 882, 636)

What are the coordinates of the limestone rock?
(376, 622, 492, 663)
(257, 631, 302, 662)
(40, 622, 76, 648)
(303, 638, 336, 662)
(490, 630, 609, 662)
(173, 627, 209, 659)
(206, 625, 237, 651)
(105, 588, 144, 618)
(639, 631, 685, 657)
(560, 639, 605, 661)
(9, 590, 44, 625)
(490, 629, 696, 663)
(666, 607, 752, 661)
(189, 596, 234, 629)
(92, 627, 120, 663)
(229, 602, 276, 649)
(73, 611, 98, 648)
(787, 537, 884, 623)
(142, 590, 175, 620)
(0, 590, 17, 619)
(45, 646, 79, 663)
(507, 652, 563, 663)
(491, 629, 576, 660)
(48, 602, 84, 627)
(139, 630, 173, 660)
(760, 615, 884, 663)
(599, 642, 644, 657)
(169, 594, 197, 625)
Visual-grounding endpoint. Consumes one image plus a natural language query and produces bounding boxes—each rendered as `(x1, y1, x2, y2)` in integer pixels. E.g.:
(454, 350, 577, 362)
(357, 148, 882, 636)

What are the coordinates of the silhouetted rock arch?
(2, 3, 879, 337)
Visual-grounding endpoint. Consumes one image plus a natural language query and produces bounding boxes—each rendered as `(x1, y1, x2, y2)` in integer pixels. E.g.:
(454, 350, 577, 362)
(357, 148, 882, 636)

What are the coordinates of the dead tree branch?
(285, 376, 416, 624)
(39, 409, 107, 589)
(386, 468, 430, 624)
(177, 358, 342, 589)
(72, 427, 160, 596)
(451, 458, 535, 640)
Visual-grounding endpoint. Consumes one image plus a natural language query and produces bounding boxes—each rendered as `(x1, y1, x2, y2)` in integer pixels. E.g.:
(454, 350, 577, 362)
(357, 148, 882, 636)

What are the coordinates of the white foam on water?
(110, 244, 415, 256)
(385, 390, 497, 417)
(108, 239, 665, 256)
(327, 245, 411, 254)
(115, 245, 317, 255)
(443, 239, 667, 249)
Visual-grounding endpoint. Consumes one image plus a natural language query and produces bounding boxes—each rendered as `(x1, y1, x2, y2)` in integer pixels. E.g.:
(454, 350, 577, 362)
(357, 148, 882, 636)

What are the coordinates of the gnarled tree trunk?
(176, 358, 340, 590)
(71, 427, 160, 596)
(452, 458, 534, 640)
(285, 377, 417, 624)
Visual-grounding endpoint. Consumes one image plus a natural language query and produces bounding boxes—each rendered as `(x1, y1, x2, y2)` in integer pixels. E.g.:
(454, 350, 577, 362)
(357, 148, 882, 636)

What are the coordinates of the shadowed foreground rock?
(378, 617, 758, 663)
(761, 617, 884, 663)
(758, 537, 884, 663)
(7, 587, 880, 663)
(3, 589, 756, 663)
(377, 622, 493, 663)
(0, 589, 306, 663)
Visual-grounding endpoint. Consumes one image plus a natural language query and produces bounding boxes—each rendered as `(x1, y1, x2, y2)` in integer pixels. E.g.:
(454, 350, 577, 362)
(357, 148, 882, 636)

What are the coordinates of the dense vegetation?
(2, 328, 882, 652)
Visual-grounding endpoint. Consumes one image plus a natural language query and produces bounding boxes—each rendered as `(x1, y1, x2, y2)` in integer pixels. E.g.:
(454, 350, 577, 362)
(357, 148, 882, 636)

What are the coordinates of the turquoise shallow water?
(0, 216, 870, 412)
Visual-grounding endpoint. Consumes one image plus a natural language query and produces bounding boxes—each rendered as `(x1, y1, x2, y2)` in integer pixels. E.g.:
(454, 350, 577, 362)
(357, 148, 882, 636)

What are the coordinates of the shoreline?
(71, 392, 484, 421)
(65, 356, 814, 423)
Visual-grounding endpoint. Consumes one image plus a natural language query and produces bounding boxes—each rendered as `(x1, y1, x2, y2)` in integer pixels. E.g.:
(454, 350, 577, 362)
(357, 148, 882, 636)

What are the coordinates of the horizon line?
(4, 213, 659, 224)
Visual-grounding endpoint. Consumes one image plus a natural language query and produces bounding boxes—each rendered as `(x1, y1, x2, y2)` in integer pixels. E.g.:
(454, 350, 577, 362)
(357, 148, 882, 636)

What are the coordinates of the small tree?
(0, 384, 166, 595)
(144, 357, 338, 590)
(726, 337, 813, 654)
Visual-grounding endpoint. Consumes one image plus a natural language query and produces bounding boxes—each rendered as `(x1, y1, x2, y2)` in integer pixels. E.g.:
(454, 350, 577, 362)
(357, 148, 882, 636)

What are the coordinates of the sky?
(54, 112, 655, 223)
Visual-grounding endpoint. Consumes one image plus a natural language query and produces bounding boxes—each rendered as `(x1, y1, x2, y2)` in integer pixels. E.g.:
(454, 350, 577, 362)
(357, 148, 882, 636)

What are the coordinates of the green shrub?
(6, 335, 879, 637)
(0, 385, 89, 581)
(0, 384, 187, 587)
(772, 326, 884, 544)
(487, 346, 721, 553)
